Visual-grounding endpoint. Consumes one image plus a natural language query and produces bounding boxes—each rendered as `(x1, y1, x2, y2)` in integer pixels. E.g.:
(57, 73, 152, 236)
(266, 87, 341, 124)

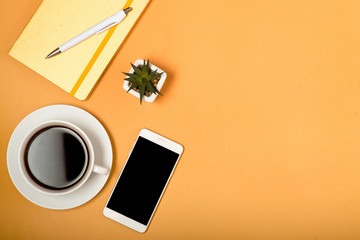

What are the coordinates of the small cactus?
(123, 59, 163, 104)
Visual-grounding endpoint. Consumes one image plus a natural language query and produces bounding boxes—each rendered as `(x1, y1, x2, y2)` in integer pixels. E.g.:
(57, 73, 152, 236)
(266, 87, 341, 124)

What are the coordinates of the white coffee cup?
(18, 120, 109, 195)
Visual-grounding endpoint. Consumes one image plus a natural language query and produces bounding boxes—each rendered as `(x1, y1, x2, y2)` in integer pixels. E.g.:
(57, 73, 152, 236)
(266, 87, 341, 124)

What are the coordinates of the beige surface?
(9, 0, 149, 100)
(1, 0, 360, 239)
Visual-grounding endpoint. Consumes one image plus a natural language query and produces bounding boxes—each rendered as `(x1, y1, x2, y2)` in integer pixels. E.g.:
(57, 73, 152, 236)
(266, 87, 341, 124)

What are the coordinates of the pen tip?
(46, 47, 61, 59)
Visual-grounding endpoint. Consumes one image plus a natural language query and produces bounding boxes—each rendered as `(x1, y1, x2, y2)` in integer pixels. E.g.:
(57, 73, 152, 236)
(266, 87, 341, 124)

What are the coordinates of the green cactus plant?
(123, 59, 163, 104)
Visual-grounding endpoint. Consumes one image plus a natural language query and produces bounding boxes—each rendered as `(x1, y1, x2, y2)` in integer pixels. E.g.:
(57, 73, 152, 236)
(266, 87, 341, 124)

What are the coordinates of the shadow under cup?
(18, 121, 106, 195)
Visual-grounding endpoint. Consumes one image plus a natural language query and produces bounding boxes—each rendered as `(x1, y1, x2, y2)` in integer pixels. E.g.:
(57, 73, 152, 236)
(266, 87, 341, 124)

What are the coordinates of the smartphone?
(103, 129, 183, 233)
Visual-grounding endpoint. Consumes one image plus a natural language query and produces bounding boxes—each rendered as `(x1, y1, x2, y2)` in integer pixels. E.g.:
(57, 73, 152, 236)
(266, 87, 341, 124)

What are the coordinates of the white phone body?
(103, 129, 183, 233)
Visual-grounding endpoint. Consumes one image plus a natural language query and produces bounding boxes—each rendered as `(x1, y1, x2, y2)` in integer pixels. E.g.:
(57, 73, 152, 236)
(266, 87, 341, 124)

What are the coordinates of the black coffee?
(24, 126, 88, 190)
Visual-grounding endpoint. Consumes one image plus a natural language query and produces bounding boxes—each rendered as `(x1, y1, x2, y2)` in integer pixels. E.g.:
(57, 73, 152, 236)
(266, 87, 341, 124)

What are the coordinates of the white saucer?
(7, 105, 113, 210)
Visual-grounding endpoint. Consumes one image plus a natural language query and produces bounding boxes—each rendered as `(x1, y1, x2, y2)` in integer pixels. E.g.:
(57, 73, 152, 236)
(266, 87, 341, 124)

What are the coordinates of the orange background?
(1, 0, 360, 239)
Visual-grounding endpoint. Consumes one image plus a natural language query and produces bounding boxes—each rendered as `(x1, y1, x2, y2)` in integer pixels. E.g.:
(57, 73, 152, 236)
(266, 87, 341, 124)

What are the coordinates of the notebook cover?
(9, 0, 149, 100)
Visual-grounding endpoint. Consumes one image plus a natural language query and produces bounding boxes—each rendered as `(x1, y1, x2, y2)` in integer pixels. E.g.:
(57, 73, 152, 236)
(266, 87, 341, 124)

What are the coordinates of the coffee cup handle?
(93, 165, 110, 175)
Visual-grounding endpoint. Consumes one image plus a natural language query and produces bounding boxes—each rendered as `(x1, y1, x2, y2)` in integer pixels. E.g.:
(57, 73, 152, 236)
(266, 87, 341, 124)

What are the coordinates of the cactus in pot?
(123, 59, 167, 104)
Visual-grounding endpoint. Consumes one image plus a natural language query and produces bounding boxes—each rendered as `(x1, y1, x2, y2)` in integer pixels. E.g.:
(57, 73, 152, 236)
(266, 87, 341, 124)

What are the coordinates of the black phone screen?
(106, 136, 179, 225)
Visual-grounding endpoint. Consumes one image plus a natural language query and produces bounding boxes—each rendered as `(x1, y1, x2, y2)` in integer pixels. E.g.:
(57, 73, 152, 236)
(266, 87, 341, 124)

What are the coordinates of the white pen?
(46, 7, 131, 59)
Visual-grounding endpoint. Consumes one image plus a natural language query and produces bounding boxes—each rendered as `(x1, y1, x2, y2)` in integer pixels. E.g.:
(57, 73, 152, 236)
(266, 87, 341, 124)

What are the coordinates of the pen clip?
(96, 21, 119, 34)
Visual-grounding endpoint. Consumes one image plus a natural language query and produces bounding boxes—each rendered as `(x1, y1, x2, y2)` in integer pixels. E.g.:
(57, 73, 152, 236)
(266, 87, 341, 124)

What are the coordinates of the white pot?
(123, 59, 167, 103)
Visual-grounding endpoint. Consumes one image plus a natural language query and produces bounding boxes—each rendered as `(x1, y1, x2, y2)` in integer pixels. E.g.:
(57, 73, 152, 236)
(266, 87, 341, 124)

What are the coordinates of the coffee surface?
(25, 126, 88, 189)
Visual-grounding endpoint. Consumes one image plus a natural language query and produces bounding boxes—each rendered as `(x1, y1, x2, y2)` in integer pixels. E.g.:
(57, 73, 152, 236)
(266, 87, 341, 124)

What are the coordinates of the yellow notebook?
(9, 0, 149, 100)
